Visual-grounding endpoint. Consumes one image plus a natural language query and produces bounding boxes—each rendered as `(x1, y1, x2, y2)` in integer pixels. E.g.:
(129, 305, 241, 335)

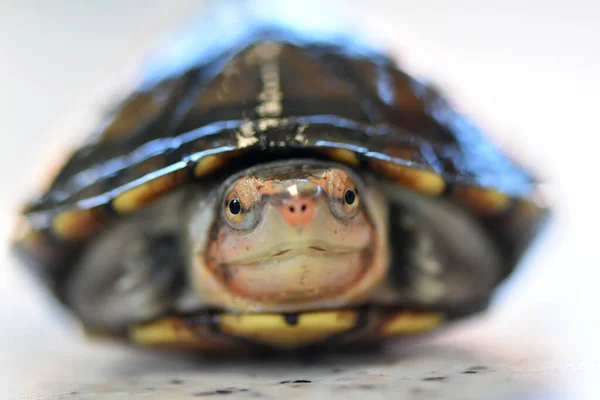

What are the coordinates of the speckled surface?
(0, 291, 564, 399)
(57, 347, 553, 400)
(1, 1, 599, 399)
(3, 330, 559, 399)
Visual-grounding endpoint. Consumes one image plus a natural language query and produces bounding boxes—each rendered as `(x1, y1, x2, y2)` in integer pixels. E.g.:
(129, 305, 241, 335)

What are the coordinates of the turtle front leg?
(374, 185, 501, 313)
(113, 233, 184, 314)
(64, 220, 185, 333)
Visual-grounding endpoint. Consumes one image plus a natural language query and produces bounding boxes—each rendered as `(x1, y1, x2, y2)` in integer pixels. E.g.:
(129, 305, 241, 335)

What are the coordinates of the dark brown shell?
(12, 12, 548, 301)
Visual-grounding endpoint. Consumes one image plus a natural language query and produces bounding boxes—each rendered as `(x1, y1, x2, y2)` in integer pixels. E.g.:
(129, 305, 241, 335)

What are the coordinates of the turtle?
(11, 3, 549, 352)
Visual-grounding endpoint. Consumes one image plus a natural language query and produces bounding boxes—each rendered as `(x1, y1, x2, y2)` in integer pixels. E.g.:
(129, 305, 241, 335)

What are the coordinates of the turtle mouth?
(274, 246, 326, 256)
(228, 241, 366, 266)
(212, 241, 372, 303)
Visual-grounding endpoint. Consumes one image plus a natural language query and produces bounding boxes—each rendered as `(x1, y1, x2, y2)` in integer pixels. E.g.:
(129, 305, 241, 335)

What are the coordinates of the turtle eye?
(224, 197, 244, 225)
(224, 198, 259, 230)
(228, 198, 242, 215)
(344, 189, 356, 205)
(323, 168, 361, 219)
(330, 185, 359, 219)
(341, 188, 360, 215)
(223, 181, 261, 230)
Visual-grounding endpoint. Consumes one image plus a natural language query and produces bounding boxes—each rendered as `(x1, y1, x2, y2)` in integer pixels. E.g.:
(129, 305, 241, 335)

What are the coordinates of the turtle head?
(188, 161, 390, 311)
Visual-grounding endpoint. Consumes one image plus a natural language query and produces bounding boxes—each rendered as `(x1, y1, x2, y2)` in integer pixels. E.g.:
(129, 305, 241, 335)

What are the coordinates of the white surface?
(1, 1, 599, 399)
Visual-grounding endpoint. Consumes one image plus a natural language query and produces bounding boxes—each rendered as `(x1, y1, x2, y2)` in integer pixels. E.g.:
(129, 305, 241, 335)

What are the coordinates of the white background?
(0, 1, 598, 398)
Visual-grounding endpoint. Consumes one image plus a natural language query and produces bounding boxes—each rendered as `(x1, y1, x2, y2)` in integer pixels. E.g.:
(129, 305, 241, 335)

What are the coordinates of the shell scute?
(112, 167, 189, 214)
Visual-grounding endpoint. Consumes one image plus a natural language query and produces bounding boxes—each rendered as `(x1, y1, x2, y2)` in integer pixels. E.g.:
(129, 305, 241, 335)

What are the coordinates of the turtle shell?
(13, 9, 548, 314)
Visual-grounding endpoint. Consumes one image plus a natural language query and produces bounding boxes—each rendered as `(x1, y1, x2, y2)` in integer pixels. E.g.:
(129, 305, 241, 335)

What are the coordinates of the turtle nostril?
(280, 199, 315, 225)
(288, 204, 309, 214)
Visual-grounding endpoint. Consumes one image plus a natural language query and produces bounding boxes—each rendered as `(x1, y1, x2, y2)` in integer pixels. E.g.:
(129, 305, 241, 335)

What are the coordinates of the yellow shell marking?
(452, 186, 511, 215)
(219, 310, 358, 348)
(129, 318, 236, 350)
(323, 148, 359, 167)
(379, 312, 444, 337)
(130, 319, 201, 346)
(194, 154, 229, 177)
(113, 169, 188, 214)
(52, 208, 105, 240)
(370, 160, 446, 196)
